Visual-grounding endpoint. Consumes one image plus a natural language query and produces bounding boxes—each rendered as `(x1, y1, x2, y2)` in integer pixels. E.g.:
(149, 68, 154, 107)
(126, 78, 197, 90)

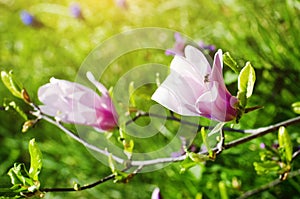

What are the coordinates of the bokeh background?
(1, 0, 300, 198)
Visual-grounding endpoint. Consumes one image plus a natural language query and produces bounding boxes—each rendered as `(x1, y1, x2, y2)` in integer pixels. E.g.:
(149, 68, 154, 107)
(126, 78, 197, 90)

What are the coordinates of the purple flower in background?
(115, 0, 128, 9)
(20, 10, 43, 27)
(198, 41, 216, 52)
(260, 142, 266, 149)
(20, 11, 34, 25)
(152, 45, 238, 122)
(38, 72, 118, 132)
(165, 32, 186, 56)
(151, 187, 163, 199)
(70, 3, 84, 20)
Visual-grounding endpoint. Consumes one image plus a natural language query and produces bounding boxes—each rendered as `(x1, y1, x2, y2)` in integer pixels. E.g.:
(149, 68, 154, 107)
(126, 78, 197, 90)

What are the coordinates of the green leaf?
(238, 62, 256, 98)
(223, 52, 239, 74)
(28, 139, 42, 182)
(7, 163, 33, 187)
(188, 152, 210, 163)
(3, 101, 28, 120)
(237, 62, 256, 108)
(129, 81, 136, 107)
(291, 102, 300, 114)
(179, 158, 198, 174)
(1, 71, 23, 99)
(253, 161, 281, 175)
(278, 126, 293, 164)
(123, 139, 134, 159)
(218, 181, 228, 199)
(200, 127, 213, 157)
(113, 170, 131, 183)
(108, 154, 116, 173)
(7, 164, 23, 186)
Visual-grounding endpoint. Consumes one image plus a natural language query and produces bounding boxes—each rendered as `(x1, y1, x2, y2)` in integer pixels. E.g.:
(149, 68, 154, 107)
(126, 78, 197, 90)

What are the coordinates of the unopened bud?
(22, 120, 35, 133)
(74, 183, 81, 191)
(22, 89, 31, 103)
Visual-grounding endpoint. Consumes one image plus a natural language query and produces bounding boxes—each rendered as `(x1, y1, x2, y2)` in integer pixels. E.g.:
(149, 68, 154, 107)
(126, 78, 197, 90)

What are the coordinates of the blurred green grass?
(1, 0, 300, 198)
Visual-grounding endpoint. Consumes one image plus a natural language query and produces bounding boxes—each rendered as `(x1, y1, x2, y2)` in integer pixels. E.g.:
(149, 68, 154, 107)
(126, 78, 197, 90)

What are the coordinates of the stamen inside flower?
(204, 74, 210, 83)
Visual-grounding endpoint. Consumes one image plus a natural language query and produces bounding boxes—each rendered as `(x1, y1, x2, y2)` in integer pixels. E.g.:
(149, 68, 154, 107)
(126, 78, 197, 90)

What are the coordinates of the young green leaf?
(129, 81, 136, 107)
(237, 62, 256, 108)
(223, 52, 239, 74)
(123, 139, 134, 159)
(200, 127, 213, 157)
(179, 158, 198, 174)
(291, 102, 300, 114)
(278, 126, 293, 164)
(188, 152, 210, 163)
(218, 181, 228, 199)
(7, 163, 34, 187)
(253, 161, 281, 175)
(238, 62, 256, 98)
(108, 153, 116, 173)
(7, 164, 23, 186)
(113, 170, 132, 184)
(1, 70, 23, 99)
(28, 139, 42, 182)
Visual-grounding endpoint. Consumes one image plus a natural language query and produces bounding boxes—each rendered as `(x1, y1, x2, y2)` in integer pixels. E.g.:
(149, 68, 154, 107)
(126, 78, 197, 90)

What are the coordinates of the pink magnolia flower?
(38, 72, 118, 131)
(152, 45, 238, 122)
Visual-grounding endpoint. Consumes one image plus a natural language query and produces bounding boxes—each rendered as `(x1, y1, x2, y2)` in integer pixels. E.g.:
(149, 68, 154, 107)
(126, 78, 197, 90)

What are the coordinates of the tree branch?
(223, 116, 300, 150)
(37, 113, 125, 165)
(40, 173, 115, 192)
(33, 109, 300, 195)
(292, 149, 300, 161)
(237, 168, 300, 199)
(37, 107, 300, 168)
(40, 165, 143, 193)
(126, 111, 246, 133)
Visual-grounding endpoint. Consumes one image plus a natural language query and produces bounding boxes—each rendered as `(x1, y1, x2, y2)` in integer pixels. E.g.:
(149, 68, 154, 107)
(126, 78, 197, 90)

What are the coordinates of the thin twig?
(39, 114, 125, 165)
(237, 168, 300, 199)
(130, 154, 187, 166)
(40, 166, 133, 193)
(216, 130, 225, 155)
(126, 111, 246, 133)
(292, 149, 300, 161)
(223, 116, 300, 150)
(40, 173, 115, 192)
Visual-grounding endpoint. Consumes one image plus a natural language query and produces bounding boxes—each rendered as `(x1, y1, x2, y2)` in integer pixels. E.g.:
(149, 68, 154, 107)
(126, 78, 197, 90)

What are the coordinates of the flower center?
(204, 74, 210, 83)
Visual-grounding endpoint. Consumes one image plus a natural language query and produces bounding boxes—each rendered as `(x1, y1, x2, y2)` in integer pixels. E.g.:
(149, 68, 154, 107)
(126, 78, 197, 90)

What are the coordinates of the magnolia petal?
(39, 105, 59, 117)
(210, 49, 227, 92)
(170, 56, 203, 83)
(194, 82, 219, 118)
(169, 55, 208, 98)
(184, 45, 211, 76)
(196, 82, 218, 104)
(151, 73, 199, 116)
(86, 71, 108, 96)
(151, 187, 162, 199)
